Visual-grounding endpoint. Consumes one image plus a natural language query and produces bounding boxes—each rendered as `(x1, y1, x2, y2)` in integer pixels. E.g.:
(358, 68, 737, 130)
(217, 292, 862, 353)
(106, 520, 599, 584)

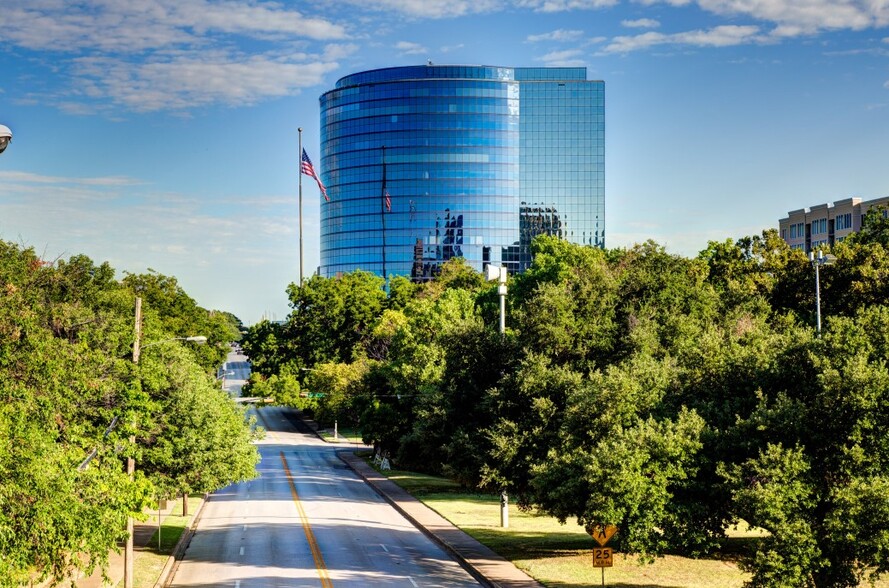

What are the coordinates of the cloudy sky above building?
(1, 0, 887, 323)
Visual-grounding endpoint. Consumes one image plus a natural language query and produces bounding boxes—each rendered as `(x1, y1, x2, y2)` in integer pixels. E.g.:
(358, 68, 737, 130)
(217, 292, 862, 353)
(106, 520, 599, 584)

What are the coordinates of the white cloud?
(70, 55, 339, 112)
(347, 0, 889, 33)
(723, 0, 880, 31)
(5, 0, 889, 114)
(344, 0, 505, 18)
(395, 41, 428, 55)
(536, 48, 588, 66)
(641, 0, 889, 36)
(527, 29, 586, 42)
(0, 1, 346, 53)
(0, 171, 142, 187)
(0, 172, 297, 280)
(622, 18, 661, 28)
(0, 1, 346, 114)
(323, 44, 361, 61)
(604, 25, 763, 53)
(516, 0, 619, 12)
(171, 0, 347, 40)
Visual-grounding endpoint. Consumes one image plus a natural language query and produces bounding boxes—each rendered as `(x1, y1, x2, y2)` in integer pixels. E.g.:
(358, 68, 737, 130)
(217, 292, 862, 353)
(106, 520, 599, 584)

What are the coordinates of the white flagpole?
(298, 127, 304, 285)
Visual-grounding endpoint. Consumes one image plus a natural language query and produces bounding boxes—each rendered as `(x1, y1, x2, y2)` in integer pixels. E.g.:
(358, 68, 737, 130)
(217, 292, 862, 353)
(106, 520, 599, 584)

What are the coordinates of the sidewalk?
(75, 498, 200, 588)
(338, 451, 545, 588)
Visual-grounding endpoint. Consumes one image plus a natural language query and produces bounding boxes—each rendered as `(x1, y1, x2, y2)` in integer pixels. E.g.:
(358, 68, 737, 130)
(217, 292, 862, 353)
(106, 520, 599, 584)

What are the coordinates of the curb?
(338, 450, 544, 588)
(297, 412, 366, 446)
(337, 450, 495, 588)
(154, 495, 210, 588)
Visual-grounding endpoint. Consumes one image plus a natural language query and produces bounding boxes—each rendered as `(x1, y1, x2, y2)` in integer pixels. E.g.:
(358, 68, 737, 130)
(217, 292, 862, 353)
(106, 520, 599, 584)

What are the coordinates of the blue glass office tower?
(319, 65, 604, 280)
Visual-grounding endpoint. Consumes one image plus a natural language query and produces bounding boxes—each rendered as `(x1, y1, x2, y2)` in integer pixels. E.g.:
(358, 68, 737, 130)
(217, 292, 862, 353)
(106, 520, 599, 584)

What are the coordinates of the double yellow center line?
(257, 407, 333, 587)
(281, 450, 333, 588)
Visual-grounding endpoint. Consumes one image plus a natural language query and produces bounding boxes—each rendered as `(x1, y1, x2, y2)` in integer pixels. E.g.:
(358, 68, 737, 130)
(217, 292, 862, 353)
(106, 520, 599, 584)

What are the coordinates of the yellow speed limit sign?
(593, 547, 613, 568)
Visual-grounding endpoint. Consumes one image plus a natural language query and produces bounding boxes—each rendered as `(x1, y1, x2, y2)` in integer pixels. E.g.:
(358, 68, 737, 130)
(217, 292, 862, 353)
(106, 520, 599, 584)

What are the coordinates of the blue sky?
(1, 1, 888, 325)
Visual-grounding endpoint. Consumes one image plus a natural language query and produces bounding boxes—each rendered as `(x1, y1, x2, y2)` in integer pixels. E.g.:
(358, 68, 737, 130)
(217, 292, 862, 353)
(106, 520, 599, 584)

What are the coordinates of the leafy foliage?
(243, 232, 889, 587)
(0, 241, 255, 586)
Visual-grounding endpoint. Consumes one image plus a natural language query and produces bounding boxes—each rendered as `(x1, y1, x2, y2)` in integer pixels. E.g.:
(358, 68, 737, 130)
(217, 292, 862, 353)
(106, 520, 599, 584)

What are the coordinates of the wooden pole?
(125, 296, 141, 588)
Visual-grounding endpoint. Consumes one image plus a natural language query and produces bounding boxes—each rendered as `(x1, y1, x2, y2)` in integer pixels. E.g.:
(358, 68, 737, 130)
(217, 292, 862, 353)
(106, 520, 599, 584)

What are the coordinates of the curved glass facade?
(319, 65, 604, 280)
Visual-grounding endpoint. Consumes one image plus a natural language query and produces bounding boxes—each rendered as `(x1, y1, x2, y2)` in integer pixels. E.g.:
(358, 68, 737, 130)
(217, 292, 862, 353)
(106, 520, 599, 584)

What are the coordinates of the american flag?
(301, 148, 328, 201)
(384, 190, 391, 212)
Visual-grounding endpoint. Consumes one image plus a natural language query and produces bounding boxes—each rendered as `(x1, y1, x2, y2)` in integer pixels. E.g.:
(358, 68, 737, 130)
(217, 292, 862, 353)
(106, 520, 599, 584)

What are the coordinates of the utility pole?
(485, 264, 509, 528)
(125, 297, 141, 588)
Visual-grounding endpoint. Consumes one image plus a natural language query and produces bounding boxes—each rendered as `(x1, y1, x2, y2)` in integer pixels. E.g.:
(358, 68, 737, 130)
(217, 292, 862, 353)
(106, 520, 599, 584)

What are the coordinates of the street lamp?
(809, 249, 836, 336)
(485, 264, 509, 528)
(141, 335, 207, 349)
(0, 124, 12, 154)
(485, 264, 507, 336)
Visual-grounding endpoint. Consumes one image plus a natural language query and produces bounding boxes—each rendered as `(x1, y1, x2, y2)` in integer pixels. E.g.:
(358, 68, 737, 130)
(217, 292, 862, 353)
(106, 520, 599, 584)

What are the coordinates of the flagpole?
(298, 127, 304, 285)
(381, 145, 387, 282)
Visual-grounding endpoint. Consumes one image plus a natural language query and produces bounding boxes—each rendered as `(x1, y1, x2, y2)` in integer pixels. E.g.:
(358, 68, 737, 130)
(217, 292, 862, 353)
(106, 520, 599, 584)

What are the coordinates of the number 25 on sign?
(593, 547, 613, 567)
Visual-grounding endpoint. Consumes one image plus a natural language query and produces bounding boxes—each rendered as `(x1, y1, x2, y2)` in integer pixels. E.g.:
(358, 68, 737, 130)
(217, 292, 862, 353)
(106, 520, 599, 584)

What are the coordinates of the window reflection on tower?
(318, 65, 604, 281)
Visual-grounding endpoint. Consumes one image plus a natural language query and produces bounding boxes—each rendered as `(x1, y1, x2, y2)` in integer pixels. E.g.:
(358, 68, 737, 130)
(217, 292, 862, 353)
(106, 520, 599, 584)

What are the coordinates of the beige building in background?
(779, 195, 889, 253)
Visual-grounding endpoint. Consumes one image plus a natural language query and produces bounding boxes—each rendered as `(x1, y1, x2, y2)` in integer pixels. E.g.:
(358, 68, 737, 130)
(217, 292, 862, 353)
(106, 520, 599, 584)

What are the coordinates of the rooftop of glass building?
(333, 65, 598, 90)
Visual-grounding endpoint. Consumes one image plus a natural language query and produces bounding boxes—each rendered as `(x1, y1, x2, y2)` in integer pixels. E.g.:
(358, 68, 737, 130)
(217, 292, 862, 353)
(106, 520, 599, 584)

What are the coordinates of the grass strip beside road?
(128, 495, 203, 588)
(366, 459, 889, 588)
(316, 426, 364, 444)
(364, 455, 751, 588)
(423, 492, 750, 588)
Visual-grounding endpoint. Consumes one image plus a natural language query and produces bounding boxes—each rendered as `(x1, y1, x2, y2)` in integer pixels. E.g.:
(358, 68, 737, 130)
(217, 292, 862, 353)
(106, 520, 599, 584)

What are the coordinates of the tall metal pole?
(132, 296, 142, 364)
(125, 297, 141, 588)
(815, 258, 822, 335)
(499, 287, 506, 335)
(497, 267, 508, 528)
(810, 250, 824, 336)
(381, 145, 388, 282)
(298, 127, 304, 285)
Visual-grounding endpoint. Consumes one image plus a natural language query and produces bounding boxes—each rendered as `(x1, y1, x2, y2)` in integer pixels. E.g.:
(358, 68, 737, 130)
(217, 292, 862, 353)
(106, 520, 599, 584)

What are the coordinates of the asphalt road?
(219, 348, 250, 399)
(169, 355, 480, 587)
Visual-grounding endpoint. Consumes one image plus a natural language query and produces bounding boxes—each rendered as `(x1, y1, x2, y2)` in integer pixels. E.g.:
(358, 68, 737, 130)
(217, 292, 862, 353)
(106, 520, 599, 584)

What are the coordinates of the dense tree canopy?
(244, 224, 889, 587)
(0, 242, 257, 586)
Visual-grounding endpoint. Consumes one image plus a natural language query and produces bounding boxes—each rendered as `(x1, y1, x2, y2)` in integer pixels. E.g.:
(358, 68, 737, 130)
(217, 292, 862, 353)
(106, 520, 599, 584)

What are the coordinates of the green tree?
(137, 343, 260, 513)
(0, 242, 250, 585)
(241, 319, 287, 378)
(0, 243, 149, 585)
(721, 308, 889, 587)
(284, 271, 386, 367)
(122, 270, 236, 372)
(847, 205, 889, 248)
(305, 361, 369, 426)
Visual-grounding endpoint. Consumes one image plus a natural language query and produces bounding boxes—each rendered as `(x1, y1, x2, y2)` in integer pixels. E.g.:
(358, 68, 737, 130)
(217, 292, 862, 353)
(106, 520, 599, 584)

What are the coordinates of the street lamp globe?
(0, 125, 12, 154)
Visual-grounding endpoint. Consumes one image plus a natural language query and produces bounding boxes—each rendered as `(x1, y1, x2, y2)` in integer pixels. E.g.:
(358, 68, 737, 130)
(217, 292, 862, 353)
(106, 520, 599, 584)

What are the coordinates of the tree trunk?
(182, 491, 188, 516)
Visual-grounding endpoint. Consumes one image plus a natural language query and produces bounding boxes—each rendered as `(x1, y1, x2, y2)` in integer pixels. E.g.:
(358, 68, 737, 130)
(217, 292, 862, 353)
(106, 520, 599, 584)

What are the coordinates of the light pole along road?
(168, 357, 480, 587)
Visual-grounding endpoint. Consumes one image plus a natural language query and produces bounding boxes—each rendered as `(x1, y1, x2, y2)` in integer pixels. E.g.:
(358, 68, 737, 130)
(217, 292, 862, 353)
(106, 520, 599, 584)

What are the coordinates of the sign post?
(587, 524, 618, 586)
